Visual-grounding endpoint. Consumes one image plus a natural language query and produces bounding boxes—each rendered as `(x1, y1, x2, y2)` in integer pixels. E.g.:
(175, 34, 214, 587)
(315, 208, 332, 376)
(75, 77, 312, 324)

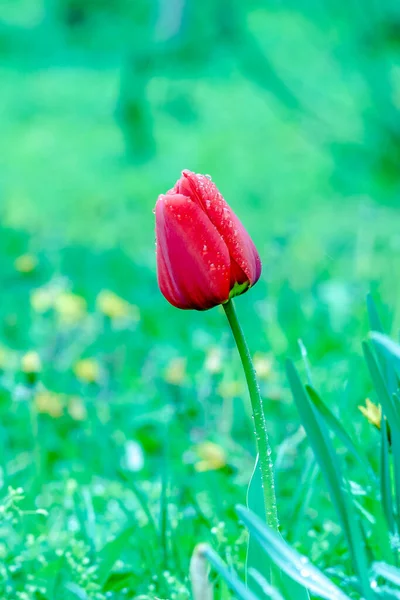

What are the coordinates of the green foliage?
(208, 308, 400, 598)
(1, 0, 400, 598)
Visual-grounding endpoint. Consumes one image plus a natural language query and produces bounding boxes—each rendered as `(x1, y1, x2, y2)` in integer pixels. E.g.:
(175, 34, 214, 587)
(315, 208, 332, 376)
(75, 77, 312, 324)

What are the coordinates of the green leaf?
(367, 294, 384, 334)
(64, 583, 90, 599)
(370, 332, 400, 396)
(370, 332, 400, 366)
(285, 360, 373, 599)
(204, 545, 260, 600)
(97, 526, 135, 587)
(363, 342, 400, 432)
(248, 569, 286, 600)
(237, 505, 352, 600)
(373, 562, 400, 586)
(391, 433, 400, 535)
(246, 457, 310, 600)
(306, 384, 376, 481)
(363, 341, 400, 531)
(380, 416, 395, 532)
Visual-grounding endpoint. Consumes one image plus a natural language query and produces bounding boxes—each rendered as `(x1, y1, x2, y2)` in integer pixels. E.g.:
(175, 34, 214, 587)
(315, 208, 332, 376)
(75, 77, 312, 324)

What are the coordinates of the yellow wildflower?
(31, 288, 54, 313)
(15, 254, 38, 274)
(74, 358, 100, 383)
(253, 353, 273, 380)
(358, 398, 382, 430)
(67, 396, 87, 421)
(54, 292, 86, 324)
(164, 357, 186, 385)
(35, 391, 63, 418)
(195, 442, 227, 472)
(21, 351, 42, 374)
(97, 290, 139, 321)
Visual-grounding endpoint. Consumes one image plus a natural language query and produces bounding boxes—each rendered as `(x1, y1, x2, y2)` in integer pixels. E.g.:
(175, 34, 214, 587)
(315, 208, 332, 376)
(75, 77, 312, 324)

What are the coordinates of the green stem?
(223, 299, 279, 531)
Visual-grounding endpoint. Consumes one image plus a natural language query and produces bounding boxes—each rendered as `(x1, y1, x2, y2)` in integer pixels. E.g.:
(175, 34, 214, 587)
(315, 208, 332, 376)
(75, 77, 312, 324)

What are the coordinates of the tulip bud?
(155, 170, 261, 310)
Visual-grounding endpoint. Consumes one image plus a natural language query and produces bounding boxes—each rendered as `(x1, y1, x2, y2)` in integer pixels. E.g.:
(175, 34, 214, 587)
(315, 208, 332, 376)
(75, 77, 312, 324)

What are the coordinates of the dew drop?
(205, 174, 212, 180)
(203, 245, 208, 252)
(205, 200, 211, 209)
(300, 569, 310, 578)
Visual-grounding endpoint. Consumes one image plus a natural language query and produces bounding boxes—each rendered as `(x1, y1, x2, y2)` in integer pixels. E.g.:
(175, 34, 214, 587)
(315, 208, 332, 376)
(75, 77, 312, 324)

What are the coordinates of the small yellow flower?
(205, 347, 223, 374)
(164, 357, 186, 385)
(67, 396, 87, 421)
(253, 353, 273, 380)
(195, 442, 227, 472)
(97, 290, 139, 321)
(31, 288, 54, 313)
(359, 398, 382, 430)
(74, 358, 100, 384)
(21, 351, 42, 374)
(35, 391, 64, 418)
(15, 254, 38, 274)
(54, 292, 86, 324)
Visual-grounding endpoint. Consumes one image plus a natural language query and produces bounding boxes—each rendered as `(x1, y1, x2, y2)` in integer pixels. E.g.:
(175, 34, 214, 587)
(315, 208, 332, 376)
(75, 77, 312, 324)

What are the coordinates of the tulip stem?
(223, 299, 279, 531)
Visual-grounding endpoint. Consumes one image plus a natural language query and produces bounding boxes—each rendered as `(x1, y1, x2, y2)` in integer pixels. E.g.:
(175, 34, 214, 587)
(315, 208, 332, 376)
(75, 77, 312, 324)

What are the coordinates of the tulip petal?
(156, 194, 231, 310)
(178, 171, 262, 286)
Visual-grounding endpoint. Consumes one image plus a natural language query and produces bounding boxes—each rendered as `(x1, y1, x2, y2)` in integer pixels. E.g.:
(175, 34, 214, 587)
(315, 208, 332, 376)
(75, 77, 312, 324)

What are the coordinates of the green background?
(1, 1, 400, 598)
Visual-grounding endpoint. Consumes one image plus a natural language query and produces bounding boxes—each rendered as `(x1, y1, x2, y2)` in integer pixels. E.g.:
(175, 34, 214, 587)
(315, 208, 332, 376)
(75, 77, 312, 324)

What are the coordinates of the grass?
(1, 1, 400, 598)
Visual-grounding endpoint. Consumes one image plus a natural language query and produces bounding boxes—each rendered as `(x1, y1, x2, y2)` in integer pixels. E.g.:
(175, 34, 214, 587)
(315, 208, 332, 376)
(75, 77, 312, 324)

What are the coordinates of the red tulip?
(155, 170, 262, 310)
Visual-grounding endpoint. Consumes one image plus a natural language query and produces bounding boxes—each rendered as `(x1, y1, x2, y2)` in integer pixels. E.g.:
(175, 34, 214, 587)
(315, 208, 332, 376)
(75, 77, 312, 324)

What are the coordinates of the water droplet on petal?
(205, 174, 212, 180)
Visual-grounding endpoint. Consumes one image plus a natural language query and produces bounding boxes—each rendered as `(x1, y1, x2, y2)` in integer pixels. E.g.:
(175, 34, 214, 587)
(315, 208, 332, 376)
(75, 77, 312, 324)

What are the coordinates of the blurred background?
(1, 1, 400, 598)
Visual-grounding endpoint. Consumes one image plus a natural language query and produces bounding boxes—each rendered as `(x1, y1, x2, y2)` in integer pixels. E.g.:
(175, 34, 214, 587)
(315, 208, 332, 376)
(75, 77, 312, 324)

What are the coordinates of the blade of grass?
(306, 385, 376, 481)
(363, 342, 400, 432)
(289, 454, 319, 543)
(371, 332, 400, 366)
(285, 360, 373, 599)
(65, 583, 90, 599)
(363, 342, 400, 531)
(367, 294, 384, 335)
(203, 545, 260, 600)
(247, 458, 310, 599)
(97, 526, 135, 587)
(392, 433, 400, 535)
(248, 569, 286, 600)
(367, 296, 398, 395)
(237, 505, 352, 600)
(380, 414, 395, 533)
(370, 332, 400, 396)
(373, 562, 400, 586)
